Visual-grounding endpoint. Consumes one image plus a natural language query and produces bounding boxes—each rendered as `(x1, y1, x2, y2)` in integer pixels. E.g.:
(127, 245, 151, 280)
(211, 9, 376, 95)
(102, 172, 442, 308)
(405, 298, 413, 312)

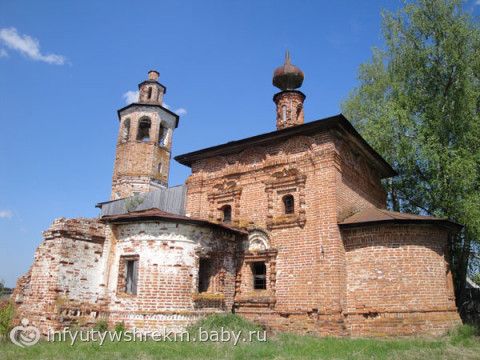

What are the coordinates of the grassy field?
(1, 316, 479, 360)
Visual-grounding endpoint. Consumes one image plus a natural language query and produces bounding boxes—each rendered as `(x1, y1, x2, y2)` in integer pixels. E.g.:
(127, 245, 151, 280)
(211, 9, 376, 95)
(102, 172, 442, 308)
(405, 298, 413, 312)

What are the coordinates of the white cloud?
(0, 48, 8, 58)
(163, 103, 170, 109)
(122, 90, 139, 104)
(477, 0, 480, 4)
(0, 210, 13, 219)
(0, 27, 66, 65)
(175, 108, 187, 116)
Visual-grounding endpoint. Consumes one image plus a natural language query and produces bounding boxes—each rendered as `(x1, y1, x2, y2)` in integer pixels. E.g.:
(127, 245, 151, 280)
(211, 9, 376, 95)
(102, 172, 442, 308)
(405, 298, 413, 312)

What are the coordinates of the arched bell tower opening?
(111, 70, 180, 200)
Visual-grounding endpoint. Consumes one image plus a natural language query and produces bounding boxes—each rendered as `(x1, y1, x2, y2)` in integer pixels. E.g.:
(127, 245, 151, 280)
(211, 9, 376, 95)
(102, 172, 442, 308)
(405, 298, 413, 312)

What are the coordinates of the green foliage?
(0, 300, 15, 340)
(93, 320, 109, 332)
(472, 273, 480, 286)
(447, 324, 479, 345)
(114, 322, 126, 334)
(187, 314, 263, 335)
(342, 0, 480, 299)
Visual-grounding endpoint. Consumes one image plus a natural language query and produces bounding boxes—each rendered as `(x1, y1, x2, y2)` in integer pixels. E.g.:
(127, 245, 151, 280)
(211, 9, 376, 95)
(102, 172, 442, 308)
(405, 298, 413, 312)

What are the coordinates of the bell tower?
(272, 51, 306, 130)
(111, 70, 180, 200)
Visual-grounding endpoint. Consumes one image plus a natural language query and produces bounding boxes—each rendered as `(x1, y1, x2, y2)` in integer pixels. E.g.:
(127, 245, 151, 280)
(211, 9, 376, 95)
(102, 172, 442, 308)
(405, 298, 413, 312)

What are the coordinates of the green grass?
(186, 313, 263, 335)
(0, 316, 479, 360)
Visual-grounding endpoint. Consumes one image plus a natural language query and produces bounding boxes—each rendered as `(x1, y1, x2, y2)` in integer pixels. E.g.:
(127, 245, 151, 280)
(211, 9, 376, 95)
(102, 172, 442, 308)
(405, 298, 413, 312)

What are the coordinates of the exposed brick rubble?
(13, 218, 106, 332)
(13, 65, 462, 337)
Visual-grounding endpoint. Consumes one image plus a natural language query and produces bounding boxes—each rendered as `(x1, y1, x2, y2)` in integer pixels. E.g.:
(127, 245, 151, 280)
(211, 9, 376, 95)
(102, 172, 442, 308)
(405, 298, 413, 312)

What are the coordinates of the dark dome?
(272, 51, 304, 91)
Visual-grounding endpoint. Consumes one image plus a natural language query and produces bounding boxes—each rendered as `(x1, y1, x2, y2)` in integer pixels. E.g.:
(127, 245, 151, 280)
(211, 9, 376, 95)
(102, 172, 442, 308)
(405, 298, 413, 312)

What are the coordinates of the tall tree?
(342, 0, 480, 305)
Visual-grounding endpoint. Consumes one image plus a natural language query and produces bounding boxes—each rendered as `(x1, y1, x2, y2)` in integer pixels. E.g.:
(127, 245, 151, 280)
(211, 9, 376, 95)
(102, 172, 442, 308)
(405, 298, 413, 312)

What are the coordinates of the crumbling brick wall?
(13, 218, 106, 334)
(103, 221, 239, 333)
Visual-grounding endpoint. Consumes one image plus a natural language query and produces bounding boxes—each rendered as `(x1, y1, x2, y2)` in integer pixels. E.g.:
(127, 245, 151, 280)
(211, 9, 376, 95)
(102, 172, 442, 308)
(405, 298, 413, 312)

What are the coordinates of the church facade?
(13, 56, 462, 337)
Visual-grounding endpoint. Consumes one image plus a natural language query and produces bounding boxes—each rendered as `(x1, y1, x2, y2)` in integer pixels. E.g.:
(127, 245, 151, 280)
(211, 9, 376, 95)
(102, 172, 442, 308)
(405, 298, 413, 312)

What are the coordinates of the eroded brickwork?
(274, 90, 305, 130)
(14, 216, 241, 335)
(185, 131, 357, 335)
(103, 221, 239, 332)
(184, 123, 460, 336)
(342, 224, 460, 336)
(335, 137, 387, 221)
(13, 218, 106, 333)
(111, 72, 178, 199)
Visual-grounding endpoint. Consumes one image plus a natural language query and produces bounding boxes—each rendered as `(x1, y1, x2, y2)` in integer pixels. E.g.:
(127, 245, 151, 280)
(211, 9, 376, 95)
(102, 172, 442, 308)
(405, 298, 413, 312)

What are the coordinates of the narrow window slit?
(252, 262, 267, 290)
(221, 205, 232, 224)
(283, 194, 294, 214)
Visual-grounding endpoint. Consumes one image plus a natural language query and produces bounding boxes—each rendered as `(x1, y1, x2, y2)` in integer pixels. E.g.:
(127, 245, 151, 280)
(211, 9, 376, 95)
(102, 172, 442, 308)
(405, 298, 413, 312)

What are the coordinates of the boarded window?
(118, 255, 139, 295)
(198, 258, 213, 293)
(252, 262, 267, 290)
(125, 259, 139, 295)
(283, 194, 294, 214)
(221, 205, 232, 224)
(137, 118, 151, 141)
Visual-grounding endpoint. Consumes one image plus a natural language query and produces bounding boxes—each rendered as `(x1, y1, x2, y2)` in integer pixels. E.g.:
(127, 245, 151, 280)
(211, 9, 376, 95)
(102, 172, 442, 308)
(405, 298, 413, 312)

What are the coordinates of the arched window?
(158, 125, 167, 146)
(282, 105, 287, 123)
(296, 104, 302, 121)
(136, 118, 151, 142)
(282, 194, 294, 214)
(147, 87, 153, 99)
(158, 162, 163, 173)
(221, 205, 232, 224)
(121, 118, 130, 143)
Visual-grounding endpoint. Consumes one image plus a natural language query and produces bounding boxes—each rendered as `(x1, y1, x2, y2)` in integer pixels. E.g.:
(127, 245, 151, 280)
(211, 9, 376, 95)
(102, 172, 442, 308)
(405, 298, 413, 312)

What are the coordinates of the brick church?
(13, 54, 462, 337)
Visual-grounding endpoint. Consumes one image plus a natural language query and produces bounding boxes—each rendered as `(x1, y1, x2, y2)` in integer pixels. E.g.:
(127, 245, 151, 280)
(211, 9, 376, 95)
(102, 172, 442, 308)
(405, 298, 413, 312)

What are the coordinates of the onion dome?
(272, 51, 304, 91)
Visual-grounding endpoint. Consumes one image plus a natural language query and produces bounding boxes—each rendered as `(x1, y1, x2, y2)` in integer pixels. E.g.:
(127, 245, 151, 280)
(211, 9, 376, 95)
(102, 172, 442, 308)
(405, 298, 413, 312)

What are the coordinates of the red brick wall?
(342, 224, 460, 336)
(111, 108, 175, 199)
(185, 132, 350, 333)
(335, 138, 387, 221)
(184, 126, 460, 336)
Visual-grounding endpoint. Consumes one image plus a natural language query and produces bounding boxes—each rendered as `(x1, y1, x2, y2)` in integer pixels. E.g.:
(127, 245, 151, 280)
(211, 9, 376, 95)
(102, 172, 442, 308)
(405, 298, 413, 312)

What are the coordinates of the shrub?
(93, 320, 109, 332)
(448, 324, 479, 345)
(0, 300, 15, 340)
(114, 322, 126, 334)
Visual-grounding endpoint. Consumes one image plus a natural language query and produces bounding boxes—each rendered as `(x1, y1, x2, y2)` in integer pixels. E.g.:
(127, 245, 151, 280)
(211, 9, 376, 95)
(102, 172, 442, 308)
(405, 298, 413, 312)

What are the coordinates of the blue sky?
(1, 0, 479, 287)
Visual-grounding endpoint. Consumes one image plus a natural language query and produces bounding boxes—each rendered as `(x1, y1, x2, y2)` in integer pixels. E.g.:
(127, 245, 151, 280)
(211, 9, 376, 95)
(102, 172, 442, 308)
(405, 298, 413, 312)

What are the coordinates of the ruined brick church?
(14, 54, 462, 337)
